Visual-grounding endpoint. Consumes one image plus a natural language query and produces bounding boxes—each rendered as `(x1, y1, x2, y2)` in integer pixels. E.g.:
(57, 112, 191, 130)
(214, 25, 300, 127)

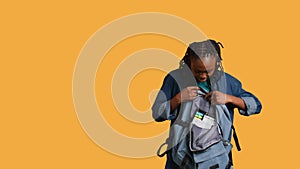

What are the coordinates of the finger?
(190, 92, 197, 97)
(187, 86, 200, 90)
(211, 100, 217, 105)
(211, 91, 217, 99)
(204, 92, 212, 100)
(190, 95, 197, 100)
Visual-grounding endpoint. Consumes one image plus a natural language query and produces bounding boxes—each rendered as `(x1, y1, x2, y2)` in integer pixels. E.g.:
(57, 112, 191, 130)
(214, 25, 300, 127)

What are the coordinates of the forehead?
(191, 57, 216, 70)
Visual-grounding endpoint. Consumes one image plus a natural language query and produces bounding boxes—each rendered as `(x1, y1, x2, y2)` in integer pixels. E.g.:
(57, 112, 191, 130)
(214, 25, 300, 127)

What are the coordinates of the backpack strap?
(232, 125, 241, 151)
(157, 138, 170, 157)
(220, 104, 242, 151)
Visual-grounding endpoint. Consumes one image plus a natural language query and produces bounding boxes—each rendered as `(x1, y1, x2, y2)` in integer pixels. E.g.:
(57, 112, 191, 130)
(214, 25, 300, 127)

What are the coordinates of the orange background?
(1, 0, 300, 168)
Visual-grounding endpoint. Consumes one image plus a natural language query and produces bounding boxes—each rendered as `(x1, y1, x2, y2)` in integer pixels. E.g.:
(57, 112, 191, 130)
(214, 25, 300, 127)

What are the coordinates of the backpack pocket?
(189, 115, 222, 152)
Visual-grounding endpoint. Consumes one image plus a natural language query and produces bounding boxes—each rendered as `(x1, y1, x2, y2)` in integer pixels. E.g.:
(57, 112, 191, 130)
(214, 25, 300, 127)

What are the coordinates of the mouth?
(198, 78, 206, 82)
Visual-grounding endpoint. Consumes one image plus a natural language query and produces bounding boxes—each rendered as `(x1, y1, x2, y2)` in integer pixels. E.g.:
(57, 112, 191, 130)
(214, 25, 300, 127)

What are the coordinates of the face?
(190, 57, 217, 82)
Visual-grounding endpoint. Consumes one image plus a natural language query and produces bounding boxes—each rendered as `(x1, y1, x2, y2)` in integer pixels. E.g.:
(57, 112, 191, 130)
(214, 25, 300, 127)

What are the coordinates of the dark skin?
(170, 57, 246, 112)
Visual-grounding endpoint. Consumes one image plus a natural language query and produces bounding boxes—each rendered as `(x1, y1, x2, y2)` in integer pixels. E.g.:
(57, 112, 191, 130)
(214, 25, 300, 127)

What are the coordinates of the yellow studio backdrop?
(1, 0, 299, 169)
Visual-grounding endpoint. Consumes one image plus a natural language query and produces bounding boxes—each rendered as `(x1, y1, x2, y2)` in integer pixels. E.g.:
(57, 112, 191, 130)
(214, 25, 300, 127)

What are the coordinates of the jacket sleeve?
(152, 74, 179, 122)
(231, 76, 262, 116)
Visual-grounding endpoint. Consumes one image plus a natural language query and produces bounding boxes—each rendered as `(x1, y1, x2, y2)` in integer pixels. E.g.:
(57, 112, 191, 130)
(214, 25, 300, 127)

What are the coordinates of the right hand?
(177, 86, 200, 102)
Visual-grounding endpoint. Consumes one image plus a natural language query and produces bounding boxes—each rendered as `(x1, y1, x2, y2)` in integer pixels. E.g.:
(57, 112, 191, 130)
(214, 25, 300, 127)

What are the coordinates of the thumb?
(204, 92, 212, 100)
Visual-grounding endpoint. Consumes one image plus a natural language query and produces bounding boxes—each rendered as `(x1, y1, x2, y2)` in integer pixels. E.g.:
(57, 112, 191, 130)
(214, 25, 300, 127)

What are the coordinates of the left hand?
(205, 91, 231, 105)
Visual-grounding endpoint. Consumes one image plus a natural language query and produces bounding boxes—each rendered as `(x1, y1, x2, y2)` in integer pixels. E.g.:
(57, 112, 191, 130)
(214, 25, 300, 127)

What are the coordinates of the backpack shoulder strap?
(219, 105, 241, 151)
(232, 125, 241, 151)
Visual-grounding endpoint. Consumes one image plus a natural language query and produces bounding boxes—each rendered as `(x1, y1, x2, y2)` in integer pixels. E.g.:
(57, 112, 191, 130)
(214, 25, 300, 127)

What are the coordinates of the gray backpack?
(157, 93, 241, 169)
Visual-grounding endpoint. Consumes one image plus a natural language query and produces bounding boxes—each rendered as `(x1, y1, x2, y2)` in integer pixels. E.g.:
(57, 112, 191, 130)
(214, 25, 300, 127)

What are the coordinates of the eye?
(196, 70, 208, 74)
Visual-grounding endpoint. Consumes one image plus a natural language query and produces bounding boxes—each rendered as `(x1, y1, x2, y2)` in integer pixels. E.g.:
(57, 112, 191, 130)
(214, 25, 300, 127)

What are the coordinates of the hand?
(205, 91, 231, 105)
(178, 86, 199, 102)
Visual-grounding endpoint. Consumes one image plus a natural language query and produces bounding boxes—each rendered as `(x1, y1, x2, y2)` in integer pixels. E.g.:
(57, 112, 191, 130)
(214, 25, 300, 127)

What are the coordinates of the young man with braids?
(152, 39, 262, 169)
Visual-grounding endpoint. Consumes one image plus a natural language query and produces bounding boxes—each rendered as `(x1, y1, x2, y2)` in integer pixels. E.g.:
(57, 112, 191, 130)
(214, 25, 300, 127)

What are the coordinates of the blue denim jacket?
(152, 67, 262, 168)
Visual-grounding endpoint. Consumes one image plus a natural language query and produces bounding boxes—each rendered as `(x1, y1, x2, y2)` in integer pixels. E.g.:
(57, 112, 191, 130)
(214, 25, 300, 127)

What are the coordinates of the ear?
(216, 61, 224, 72)
(183, 55, 191, 68)
(216, 61, 220, 71)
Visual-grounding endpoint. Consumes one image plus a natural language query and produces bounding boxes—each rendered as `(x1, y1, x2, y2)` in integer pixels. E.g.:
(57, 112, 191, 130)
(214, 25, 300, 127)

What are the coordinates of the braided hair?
(179, 39, 225, 84)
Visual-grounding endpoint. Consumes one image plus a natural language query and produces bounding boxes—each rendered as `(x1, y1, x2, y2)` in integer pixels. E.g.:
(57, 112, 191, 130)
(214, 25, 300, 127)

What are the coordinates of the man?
(152, 39, 262, 169)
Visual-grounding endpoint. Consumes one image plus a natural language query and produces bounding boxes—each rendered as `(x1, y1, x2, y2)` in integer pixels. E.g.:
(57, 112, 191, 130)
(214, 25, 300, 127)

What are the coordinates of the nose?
(199, 73, 208, 82)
